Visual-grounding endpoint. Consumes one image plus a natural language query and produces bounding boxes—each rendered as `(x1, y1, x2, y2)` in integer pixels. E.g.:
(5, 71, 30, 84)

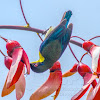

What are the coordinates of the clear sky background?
(0, 0, 100, 100)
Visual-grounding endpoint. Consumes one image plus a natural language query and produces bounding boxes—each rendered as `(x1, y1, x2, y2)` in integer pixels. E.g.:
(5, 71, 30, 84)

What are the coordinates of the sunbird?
(30, 10, 73, 73)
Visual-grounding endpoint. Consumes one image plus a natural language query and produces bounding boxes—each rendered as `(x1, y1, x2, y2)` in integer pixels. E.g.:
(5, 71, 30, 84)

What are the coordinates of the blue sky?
(0, 0, 100, 100)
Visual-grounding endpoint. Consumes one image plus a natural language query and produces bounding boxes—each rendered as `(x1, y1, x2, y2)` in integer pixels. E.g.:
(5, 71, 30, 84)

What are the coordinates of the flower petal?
(86, 87, 93, 100)
(30, 71, 62, 100)
(54, 81, 62, 100)
(1, 72, 15, 97)
(62, 71, 76, 77)
(22, 50, 30, 74)
(62, 63, 78, 77)
(6, 48, 24, 88)
(91, 47, 100, 73)
(71, 73, 97, 100)
(15, 69, 26, 100)
(86, 77, 100, 100)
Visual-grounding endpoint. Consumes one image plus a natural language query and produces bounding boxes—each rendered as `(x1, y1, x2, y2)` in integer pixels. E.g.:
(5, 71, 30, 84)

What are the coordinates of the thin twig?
(0, 25, 84, 47)
(37, 33, 43, 41)
(71, 36, 85, 41)
(89, 36, 100, 41)
(19, 0, 45, 41)
(68, 44, 79, 62)
(0, 25, 45, 34)
(69, 39, 82, 47)
(80, 52, 88, 62)
(0, 50, 6, 57)
(19, 0, 29, 26)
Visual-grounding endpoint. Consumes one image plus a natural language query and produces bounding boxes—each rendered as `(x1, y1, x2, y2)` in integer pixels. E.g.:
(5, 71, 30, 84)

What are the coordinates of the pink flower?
(30, 61, 62, 100)
(1, 55, 25, 100)
(63, 63, 98, 100)
(0, 36, 30, 88)
(82, 41, 100, 74)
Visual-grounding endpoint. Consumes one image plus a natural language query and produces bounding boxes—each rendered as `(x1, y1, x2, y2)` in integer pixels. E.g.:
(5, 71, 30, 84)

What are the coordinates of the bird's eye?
(34, 63, 38, 67)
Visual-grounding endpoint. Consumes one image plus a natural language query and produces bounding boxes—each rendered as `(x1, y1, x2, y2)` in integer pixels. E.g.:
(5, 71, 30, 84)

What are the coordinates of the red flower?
(63, 63, 98, 100)
(86, 81, 100, 100)
(30, 61, 62, 100)
(0, 36, 30, 88)
(1, 55, 25, 100)
(82, 41, 100, 74)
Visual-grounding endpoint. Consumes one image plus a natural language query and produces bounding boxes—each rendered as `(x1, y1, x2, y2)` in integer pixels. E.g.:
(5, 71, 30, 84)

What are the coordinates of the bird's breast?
(41, 40, 61, 62)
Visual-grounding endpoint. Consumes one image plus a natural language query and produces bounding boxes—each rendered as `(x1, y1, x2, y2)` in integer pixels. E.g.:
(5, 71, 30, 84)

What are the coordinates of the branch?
(69, 39, 82, 47)
(68, 44, 79, 62)
(0, 25, 45, 34)
(19, 0, 29, 26)
(0, 25, 83, 47)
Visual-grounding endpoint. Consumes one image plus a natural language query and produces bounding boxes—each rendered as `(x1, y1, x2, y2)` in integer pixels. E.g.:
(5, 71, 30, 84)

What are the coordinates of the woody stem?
(0, 35, 8, 42)
(68, 44, 79, 62)
(89, 36, 100, 41)
(0, 50, 6, 57)
(80, 52, 88, 62)
(0, 26, 83, 47)
(19, 0, 29, 25)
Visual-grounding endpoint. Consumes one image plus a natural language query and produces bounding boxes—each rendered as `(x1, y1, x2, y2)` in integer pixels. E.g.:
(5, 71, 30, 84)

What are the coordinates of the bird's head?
(30, 61, 53, 73)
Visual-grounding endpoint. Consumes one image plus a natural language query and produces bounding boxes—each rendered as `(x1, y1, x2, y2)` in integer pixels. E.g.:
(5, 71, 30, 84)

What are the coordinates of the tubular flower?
(30, 10, 73, 73)
(30, 61, 62, 100)
(0, 36, 30, 88)
(63, 63, 97, 100)
(82, 41, 100, 74)
(82, 41, 100, 99)
(62, 63, 78, 77)
(86, 82, 100, 100)
(1, 55, 25, 100)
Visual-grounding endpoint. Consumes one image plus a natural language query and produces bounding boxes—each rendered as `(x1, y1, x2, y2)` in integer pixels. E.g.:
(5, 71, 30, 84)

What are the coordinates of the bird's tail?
(60, 10, 72, 27)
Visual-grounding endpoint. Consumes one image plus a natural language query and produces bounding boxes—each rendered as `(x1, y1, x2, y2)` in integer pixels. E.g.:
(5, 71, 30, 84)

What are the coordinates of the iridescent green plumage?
(30, 10, 73, 73)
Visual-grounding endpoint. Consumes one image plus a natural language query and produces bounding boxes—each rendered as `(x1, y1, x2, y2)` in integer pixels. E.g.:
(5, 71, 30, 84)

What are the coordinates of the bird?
(30, 10, 73, 73)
